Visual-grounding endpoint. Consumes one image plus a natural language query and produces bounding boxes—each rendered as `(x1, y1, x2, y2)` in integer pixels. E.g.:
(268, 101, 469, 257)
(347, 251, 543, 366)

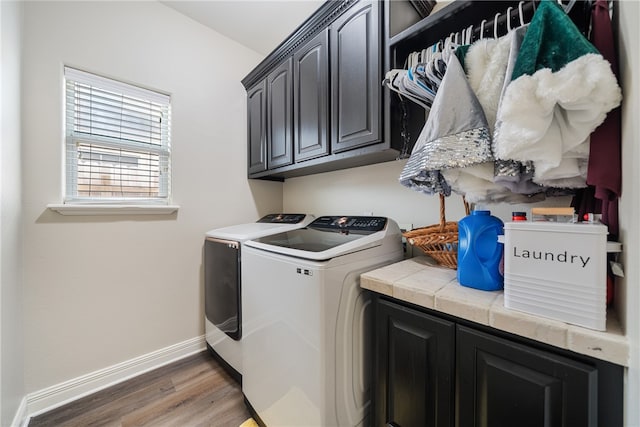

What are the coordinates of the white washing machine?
(204, 213, 314, 382)
(241, 216, 403, 426)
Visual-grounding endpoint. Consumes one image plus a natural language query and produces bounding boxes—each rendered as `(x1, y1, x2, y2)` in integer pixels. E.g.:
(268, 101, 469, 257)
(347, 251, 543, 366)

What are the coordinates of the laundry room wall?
(1, 1, 25, 425)
(283, 159, 571, 232)
(284, 160, 462, 227)
(20, 0, 282, 397)
(615, 1, 640, 423)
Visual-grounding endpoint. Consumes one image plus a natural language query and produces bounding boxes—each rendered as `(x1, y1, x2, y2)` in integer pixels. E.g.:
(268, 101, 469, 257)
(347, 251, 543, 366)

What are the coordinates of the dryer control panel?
(257, 213, 308, 224)
(310, 216, 387, 233)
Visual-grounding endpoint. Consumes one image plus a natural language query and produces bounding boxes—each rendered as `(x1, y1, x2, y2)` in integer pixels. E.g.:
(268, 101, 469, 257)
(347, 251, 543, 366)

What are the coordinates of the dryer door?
(205, 237, 241, 340)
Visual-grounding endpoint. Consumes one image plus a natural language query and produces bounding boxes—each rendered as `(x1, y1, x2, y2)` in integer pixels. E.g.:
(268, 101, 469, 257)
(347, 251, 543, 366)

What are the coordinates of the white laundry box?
(502, 222, 613, 331)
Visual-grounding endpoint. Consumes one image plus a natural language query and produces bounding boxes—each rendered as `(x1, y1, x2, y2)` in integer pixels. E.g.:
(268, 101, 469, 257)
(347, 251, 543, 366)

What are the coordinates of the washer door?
(204, 237, 241, 340)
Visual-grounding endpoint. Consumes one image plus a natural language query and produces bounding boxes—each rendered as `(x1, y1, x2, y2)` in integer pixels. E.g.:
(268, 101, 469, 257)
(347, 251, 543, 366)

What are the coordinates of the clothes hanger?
(506, 7, 513, 32)
(424, 51, 443, 86)
(441, 34, 453, 63)
(466, 24, 473, 44)
(407, 42, 441, 99)
(493, 12, 501, 39)
(557, 0, 576, 13)
(391, 30, 462, 111)
(480, 19, 487, 39)
(408, 51, 419, 69)
(403, 70, 435, 105)
(518, 1, 526, 27)
(384, 69, 432, 110)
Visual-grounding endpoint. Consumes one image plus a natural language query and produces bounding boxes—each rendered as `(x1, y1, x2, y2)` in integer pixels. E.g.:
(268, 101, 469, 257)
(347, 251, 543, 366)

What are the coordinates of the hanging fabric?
(468, 23, 545, 197)
(399, 1, 536, 202)
(493, 0, 622, 189)
(443, 16, 548, 204)
(571, 0, 621, 238)
(399, 53, 492, 197)
(445, 24, 545, 203)
(398, 0, 621, 205)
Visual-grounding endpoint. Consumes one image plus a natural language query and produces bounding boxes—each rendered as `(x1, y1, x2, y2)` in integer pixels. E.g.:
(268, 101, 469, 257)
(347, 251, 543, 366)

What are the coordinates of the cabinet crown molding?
(241, 0, 356, 89)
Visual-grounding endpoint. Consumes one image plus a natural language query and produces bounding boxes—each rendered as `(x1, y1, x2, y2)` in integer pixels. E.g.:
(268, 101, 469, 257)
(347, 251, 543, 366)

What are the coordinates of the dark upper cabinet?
(293, 29, 330, 162)
(372, 296, 624, 427)
(243, 0, 406, 180)
(457, 326, 598, 427)
(247, 80, 267, 175)
(266, 57, 293, 169)
(331, 0, 381, 153)
(375, 298, 454, 427)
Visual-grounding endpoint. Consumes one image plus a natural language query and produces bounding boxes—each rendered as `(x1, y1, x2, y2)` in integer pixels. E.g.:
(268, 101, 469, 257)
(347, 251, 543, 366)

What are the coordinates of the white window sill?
(47, 204, 180, 216)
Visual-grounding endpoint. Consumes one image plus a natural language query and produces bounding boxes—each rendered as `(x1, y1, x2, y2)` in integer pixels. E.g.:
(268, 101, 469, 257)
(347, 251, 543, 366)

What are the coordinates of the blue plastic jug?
(457, 210, 504, 291)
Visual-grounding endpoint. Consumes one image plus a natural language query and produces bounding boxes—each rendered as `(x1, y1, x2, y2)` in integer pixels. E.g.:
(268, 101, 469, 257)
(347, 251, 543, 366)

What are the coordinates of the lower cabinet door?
(456, 325, 598, 427)
(375, 298, 455, 427)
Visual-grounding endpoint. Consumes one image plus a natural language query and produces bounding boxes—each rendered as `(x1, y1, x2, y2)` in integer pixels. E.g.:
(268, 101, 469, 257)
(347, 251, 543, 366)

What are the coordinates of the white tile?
(361, 257, 428, 283)
(360, 276, 394, 297)
(567, 311, 629, 366)
(393, 267, 456, 309)
(361, 257, 434, 296)
(434, 281, 499, 325)
(490, 295, 568, 349)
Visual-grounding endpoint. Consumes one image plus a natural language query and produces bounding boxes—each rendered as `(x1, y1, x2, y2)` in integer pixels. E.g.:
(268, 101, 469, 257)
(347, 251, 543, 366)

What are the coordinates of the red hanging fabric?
(573, 0, 622, 239)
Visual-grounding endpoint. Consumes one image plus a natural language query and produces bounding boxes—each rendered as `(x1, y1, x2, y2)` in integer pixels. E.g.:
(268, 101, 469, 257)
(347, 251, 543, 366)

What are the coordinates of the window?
(64, 67, 171, 204)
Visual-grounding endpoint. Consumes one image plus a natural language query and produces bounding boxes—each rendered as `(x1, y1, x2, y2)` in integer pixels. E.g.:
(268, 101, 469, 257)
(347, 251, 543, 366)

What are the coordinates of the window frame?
(62, 66, 172, 206)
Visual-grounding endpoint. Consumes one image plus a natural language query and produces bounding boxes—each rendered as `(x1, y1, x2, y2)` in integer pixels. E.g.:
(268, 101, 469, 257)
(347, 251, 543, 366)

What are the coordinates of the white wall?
(21, 1, 282, 395)
(284, 3, 640, 424)
(1, 1, 25, 425)
(617, 1, 640, 425)
(284, 159, 575, 228)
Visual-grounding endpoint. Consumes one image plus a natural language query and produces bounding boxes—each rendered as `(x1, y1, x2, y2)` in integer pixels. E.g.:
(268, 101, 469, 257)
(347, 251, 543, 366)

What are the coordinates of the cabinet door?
(330, 0, 381, 153)
(457, 325, 598, 427)
(293, 29, 330, 162)
(375, 298, 455, 427)
(247, 80, 267, 175)
(266, 57, 293, 169)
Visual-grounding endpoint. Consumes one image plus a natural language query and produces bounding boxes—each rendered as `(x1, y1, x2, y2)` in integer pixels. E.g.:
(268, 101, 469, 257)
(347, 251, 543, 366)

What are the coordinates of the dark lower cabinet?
(373, 296, 624, 427)
(457, 326, 597, 427)
(375, 298, 455, 427)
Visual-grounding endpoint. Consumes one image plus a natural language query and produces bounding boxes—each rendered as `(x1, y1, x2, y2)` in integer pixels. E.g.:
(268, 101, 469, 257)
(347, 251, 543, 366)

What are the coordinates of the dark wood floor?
(28, 351, 252, 427)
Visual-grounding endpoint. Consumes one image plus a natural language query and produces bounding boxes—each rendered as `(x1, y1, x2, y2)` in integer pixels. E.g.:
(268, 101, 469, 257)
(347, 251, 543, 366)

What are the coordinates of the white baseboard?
(11, 396, 28, 427)
(23, 335, 206, 423)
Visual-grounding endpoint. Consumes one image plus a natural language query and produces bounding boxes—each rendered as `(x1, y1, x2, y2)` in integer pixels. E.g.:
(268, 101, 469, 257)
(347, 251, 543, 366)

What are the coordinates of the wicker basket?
(403, 194, 470, 269)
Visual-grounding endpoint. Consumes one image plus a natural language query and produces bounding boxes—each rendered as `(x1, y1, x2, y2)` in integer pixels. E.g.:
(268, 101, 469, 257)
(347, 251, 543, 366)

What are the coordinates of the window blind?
(64, 67, 171, 203)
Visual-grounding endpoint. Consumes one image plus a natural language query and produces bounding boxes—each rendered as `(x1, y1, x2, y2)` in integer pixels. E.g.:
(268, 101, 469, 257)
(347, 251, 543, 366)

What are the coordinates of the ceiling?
(161, 0, 325, 56)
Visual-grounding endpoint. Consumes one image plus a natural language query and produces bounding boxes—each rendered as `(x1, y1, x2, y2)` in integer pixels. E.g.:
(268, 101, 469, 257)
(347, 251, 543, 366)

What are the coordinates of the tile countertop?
(361, 256, 629, 367)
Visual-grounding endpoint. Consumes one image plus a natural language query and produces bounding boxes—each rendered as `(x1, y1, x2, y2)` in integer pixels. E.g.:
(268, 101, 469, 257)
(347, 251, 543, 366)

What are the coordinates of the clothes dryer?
(204, 213, 314, 381)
